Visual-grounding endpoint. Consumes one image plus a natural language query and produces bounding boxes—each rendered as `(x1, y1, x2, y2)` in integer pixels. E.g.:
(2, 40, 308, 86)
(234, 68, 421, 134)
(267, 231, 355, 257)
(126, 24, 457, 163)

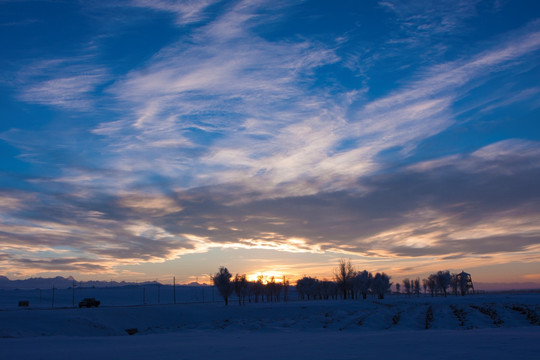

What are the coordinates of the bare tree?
(320, 280, 331, 300)
(355, 270, 372, 299)
(319, 279, 338, 300)
(436, 270, 451, 297)
(395, 283, 401, 294)
(233, 274, 248, 305)
(450, 273, 459, 296)
(252, 275, 264, 303)
(267, 276, 282, 302)
(296, 277, 306, 300)
(413, 278, 421, 297)
(282, 276, 290, 302)
(371, 273, 392, 299)
(426, 275, 437, 297)
(334, 259, 356, 299)
(212, 267, 234, 305)
(422, 278, 428, 295)
(296, 276, 319, 300)
(403, 278, 412, 296)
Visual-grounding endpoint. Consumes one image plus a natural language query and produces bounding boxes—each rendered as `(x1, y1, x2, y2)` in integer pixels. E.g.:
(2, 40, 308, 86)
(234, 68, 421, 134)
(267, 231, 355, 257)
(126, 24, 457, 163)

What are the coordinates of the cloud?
(478, 86, 540, 114)
(87, 11, 540, 205)
(2, 1, 540, 278)
(410, 139, 540, 173)
(14, 56, 108, 110)
(91, 0, 340, 193)
(117, 192, 184, 216)
(170, 139, 540, 260)
(0, 193, 26, 211)
(9, 258, 108, 272)
(6, 1, 538, 202)
(129, 0, 222, 25)
(523, 273, 540, 280)
(199, 22, 540, 197)
(379, 0, 482, 42)
(1, 138, 539, 275)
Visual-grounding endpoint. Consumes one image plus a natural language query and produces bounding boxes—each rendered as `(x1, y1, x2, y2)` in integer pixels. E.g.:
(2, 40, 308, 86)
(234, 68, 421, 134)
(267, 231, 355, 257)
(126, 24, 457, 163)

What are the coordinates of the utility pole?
(143, 287, 146, 305)
(158, 283, 161, 305)
(52, 285, 55, 308)
(72, 279, 75, 308)
(209, 274, 215, 303)
(173, 276, 176, 304)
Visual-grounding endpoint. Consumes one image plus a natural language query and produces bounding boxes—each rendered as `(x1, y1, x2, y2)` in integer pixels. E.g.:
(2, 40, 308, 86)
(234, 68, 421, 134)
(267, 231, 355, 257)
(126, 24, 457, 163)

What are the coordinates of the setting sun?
(246, 272, 286, 284)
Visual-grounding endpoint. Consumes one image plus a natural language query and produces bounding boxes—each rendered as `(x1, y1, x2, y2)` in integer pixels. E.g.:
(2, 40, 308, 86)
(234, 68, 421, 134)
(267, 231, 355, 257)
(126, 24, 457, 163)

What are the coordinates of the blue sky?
(1, 0, 540, 285)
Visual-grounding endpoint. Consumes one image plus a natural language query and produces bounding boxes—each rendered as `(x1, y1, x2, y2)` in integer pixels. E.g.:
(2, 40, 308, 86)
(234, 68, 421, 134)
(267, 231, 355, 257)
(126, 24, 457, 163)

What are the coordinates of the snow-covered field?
(0, 284, 215, 309)
(1, 291, 539, 359)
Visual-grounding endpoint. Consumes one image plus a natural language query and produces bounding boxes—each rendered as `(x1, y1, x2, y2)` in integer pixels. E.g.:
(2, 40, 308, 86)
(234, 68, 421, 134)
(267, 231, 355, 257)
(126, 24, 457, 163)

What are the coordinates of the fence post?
(72, 279, 75, 308)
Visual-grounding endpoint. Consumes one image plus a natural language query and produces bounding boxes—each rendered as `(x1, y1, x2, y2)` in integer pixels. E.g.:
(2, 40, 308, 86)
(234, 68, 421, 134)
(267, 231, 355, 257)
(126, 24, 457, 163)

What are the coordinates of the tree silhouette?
(403, 278, 412, 296)
(436, 271, 451, 297)
(425, 275, 437, 296)
(334, 259, 355, 299)
(371, 272, 391, 299)
(233, 274, 248, 305)
(354, 270, 372, 299)
(413, 278, 420, 296)
(296, 276, 319, 300)
(207, 264, 470, 304)
(212, 267, 234, 305)
(282, 276, 290, 301)
(450, 273, 459, 296)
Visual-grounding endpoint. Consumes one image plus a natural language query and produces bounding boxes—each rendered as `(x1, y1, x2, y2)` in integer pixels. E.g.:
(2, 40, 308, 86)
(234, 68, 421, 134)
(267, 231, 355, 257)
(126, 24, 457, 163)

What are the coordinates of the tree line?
(212, 267, 291, 305)
(401, 270, 473, 297)
(212, 260, 472, 305)
(297, 259, 391, 300)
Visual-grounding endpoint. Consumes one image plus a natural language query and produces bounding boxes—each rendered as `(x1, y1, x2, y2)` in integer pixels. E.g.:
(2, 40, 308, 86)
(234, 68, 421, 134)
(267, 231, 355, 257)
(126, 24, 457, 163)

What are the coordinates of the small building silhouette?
(457, 271, 474, 296)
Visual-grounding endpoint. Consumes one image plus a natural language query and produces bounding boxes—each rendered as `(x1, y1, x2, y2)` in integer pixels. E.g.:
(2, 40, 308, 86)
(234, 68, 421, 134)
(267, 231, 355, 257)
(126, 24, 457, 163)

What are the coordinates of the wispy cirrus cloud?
(379, 0, 482, 36)
(129, 0, 222, 25)
(14, 56, 108, 110)
(91, 0, 340, 193)
(11, 1, 538, 201)
(191, 21, 540, 198)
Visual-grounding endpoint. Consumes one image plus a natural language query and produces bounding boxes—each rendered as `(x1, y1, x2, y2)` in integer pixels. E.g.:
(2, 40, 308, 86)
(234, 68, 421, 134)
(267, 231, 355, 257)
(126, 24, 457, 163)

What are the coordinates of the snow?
(2, 328, 539, 360)
(0, 284, 213, 309)
(1, 290, 539, 359)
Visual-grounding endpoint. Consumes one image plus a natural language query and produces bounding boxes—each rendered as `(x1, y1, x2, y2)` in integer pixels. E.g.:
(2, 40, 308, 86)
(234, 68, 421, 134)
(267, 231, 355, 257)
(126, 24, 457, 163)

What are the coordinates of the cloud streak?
(1, 138, 539, 276)
(14, 56, 109, 110)
(129, 0, 222, 25)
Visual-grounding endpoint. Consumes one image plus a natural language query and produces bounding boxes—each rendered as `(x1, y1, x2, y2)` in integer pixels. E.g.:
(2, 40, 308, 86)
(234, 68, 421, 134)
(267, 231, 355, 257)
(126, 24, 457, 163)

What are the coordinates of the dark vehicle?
(78, 298, 100, 308)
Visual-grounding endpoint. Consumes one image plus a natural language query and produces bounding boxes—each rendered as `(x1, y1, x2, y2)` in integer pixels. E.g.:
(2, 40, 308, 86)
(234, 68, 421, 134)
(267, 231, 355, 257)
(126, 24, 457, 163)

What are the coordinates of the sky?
(1, 0, 540, 286)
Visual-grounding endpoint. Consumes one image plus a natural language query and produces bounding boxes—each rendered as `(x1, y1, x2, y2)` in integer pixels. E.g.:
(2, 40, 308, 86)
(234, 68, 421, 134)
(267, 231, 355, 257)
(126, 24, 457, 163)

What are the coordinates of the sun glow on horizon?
(246, 272, 287, 284)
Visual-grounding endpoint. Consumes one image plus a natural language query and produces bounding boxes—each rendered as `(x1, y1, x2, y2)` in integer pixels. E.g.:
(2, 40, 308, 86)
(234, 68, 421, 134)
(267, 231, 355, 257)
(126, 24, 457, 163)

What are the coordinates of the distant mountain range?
(0, 276, 208, 290)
